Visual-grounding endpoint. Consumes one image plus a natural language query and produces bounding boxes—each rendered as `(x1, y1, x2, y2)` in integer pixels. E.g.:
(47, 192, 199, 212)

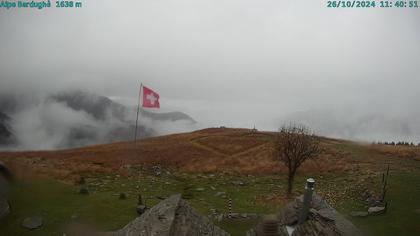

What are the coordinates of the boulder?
(368, 206, 386, 216)
(22, 217, 43, 230)
(0, 199, 10, 219)
(229, 213, 240, 219)
(350, 211, 368, 217)
(104, 194, 229, 236)
(232, 181, 245, 186)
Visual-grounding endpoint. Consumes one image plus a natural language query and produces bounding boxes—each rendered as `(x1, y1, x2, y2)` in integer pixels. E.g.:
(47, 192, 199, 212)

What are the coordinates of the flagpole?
(134, 83, 143, 144)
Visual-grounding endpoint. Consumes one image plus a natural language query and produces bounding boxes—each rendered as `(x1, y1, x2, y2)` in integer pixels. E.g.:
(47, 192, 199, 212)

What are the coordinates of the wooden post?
(134, 83, 143, 143)
(381, 164, 390, 202)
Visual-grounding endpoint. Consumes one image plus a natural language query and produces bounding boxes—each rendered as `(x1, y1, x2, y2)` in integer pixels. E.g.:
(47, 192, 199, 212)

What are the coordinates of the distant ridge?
(0, 111, 13, 146)
(0, 90, 197, 150)
(140, 109, 196, 124)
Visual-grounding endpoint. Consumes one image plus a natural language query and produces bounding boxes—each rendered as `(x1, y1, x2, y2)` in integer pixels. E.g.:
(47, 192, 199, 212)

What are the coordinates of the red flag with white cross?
(142, 86, 160, 108)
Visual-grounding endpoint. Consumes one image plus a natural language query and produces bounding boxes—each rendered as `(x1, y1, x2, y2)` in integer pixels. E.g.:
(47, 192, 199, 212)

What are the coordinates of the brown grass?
(369, 144, 420, 160)
(0, 128, 380, 181)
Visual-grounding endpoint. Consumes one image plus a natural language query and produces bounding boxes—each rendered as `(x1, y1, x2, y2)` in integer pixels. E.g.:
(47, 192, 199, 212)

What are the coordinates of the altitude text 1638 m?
(56, 0, 82, 8)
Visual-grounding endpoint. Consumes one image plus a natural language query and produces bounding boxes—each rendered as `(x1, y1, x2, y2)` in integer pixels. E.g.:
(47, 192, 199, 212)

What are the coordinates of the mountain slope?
(0, 90, 196, 150)
(279, 109, 420, 142)
(0, 112, 13, 146)
(51, 90, 196, 124)
(140, 109, 196, 124)
(51, 90, 128, 121)
(0, 128, 385, 181)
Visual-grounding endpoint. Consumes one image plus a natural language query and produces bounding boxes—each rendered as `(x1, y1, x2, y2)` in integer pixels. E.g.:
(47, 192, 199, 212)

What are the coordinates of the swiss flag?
(142, 86, 160, 108)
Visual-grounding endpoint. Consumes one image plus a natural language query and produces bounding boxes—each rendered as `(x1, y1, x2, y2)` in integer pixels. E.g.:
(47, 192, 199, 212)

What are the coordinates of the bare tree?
(273, 124, 321, 195)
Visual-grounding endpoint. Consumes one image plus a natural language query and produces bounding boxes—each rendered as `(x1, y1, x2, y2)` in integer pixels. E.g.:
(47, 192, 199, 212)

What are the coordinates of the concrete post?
(298, 178, 315, 225)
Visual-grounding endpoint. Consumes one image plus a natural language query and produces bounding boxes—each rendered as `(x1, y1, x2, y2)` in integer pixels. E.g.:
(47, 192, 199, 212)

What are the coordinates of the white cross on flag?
(142, 86, 160, 108)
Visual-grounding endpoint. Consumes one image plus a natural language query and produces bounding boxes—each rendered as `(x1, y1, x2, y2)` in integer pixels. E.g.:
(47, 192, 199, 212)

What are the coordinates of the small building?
(103, 194, 229, 236)
(248, 179, 361, 236)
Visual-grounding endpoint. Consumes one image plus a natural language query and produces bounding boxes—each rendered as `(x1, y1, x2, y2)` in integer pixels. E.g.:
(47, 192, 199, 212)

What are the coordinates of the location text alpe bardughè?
(1, 1, 50, 9)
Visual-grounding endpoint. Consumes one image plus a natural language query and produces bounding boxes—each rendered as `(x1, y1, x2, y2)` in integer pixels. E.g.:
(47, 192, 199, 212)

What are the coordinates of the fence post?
(228, 198, 232, 219)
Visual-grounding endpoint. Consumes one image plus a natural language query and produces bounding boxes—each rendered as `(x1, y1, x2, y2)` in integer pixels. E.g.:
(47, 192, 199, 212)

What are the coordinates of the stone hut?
(248, 179, 361, 236)
(104, 194, 230, 236)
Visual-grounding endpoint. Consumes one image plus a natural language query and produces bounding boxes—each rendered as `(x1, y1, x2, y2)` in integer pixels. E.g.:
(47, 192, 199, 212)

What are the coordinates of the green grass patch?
(2, 169, 419, 236)
(0, 173, 291, 235)
(340, 170, 420, 236)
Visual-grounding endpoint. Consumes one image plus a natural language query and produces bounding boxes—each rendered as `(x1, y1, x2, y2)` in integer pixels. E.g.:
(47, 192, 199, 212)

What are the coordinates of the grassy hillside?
(0, 128, 419, 235)
(0, 128, 356, 183)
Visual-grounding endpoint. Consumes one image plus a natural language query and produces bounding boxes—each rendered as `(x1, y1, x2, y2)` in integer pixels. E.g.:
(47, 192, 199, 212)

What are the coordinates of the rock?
(104, 194, 229, 236)
(136, 205, 147, 215)
(350, 211, 368, 217)
(22, 217, 43, 230)
(215, 192, 226, 197)
(229, 213, 240, 219)
(232, 181, 245, 186)
(240, 213, 248, 218)
(152, 166, 162, 176)
(195, 188, 205, 192)
(0, 200, 10, 219)
(216, 214, 224, 222)
(247, 213, 258, 218)
(368, 206, 386, 215)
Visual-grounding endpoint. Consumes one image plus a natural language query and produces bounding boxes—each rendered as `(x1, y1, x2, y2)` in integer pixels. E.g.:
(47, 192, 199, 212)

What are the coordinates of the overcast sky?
(1, 0, 419, 141)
